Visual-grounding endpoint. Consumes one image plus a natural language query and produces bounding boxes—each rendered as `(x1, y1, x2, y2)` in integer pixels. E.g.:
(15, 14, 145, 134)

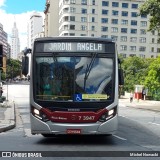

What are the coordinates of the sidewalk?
(119, 98, 160, 112)
(0, 101, 15, 133)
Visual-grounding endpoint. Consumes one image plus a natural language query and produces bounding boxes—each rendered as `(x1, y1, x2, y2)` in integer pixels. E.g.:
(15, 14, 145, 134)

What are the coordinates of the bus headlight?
(33, 108, 40, 115)
(99, 108, 116, 122)
(31, 107, 49, 122)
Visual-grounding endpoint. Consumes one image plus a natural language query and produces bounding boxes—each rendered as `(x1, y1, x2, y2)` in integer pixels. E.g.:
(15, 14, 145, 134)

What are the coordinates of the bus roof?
(34, 36, 113, 43)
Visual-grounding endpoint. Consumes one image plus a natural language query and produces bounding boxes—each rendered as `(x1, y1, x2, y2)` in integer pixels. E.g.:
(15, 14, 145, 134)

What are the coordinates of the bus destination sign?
(43, 42, 106, 52)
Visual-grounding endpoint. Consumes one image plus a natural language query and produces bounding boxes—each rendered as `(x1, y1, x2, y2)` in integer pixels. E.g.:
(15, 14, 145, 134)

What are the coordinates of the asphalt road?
(0, 84, 160, 160)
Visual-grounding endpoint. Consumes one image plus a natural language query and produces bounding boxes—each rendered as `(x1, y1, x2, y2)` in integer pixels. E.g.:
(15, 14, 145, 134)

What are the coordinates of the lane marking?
(113, 135, 127, 141)
(148, 122, 160, 126)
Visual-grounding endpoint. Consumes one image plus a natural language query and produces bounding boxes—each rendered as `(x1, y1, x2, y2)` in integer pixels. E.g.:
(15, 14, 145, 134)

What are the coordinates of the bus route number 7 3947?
(78, 116, 95, 121)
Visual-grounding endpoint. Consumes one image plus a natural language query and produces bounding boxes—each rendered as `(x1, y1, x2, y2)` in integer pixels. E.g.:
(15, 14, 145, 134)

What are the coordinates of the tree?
(6, 59, 21, 80)
(144, 57, 160, 100)
(122, 56, 151, 92)
(139, 0, 160, 31)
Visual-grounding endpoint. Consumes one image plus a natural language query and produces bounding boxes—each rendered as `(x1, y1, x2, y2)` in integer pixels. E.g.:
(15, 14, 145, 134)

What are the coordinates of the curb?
(0, 101, 16, 133)
(120, 103, 160, 113)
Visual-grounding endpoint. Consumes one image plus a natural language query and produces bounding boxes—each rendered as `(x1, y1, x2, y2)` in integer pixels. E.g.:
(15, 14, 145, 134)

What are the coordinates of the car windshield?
(34, 54, 114, 102)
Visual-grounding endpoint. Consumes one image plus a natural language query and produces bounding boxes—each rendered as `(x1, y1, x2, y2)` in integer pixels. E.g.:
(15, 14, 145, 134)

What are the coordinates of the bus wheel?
(41, 134, 55, 137)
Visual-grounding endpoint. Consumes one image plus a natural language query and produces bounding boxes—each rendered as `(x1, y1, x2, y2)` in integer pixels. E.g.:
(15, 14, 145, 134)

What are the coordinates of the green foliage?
(121, 56, 160, 100)
(139, 0, 160, 31)
(6, 59, 21, 79)
(144, 57, 160, 99)
(122, 56, 151, 92)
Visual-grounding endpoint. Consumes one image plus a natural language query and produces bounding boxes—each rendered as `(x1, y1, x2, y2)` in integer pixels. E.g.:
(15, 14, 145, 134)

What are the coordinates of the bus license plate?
(66, 129, 81, 134)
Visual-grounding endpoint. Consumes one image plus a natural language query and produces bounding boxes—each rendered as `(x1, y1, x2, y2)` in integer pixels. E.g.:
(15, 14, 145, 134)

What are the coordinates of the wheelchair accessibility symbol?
(74, 94, 82, 101)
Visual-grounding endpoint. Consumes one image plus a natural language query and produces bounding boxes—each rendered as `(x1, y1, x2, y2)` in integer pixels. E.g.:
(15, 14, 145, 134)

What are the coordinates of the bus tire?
(41, 134, 55, 137)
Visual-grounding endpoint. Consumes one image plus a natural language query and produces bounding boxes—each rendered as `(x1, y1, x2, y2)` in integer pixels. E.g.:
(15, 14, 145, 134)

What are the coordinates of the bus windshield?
(35, 54, 113, 102)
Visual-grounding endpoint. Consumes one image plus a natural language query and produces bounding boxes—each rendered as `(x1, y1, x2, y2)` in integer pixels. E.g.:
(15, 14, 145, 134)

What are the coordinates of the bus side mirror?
(119, 69, 124, 85)
(22, 56, 29, 76)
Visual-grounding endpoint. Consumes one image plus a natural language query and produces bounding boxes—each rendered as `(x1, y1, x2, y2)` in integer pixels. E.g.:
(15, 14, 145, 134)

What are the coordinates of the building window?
(111, 19, 118, 24)
(120, 45, 127, 51)
(151, 30, 155, 35)
(157, 48, 160, 52)
(70, 7, 76, 13)
(131, 20, 137, 26)
(70, 16, 75, 21)
(131, 12, 137, 17)
(130, 46, 136, 51)
(121, 28, 127, 33)
(64, 0, 69, 4)
(102, 10, 108, 15)
(111, 27, 118, 32)
(81, 25, 87, 30)
(102, 1, 109, 6)
(81, 34, 87, 36)
(70, 33, 75, 36)
(139, 46, 146, 52)
(111, 35, 118, 41)
(121, 20, 128, 25)
(112, 10, 119, 16)
(101, 35, 108, 38)
(140, 37, 146, 43)
(81, 17, 87, 22)
(132, 4, 138, 9)
(92, 0, 95, 5)
(92, 17, 95, 22)
(82, 8, 87, 14)
(120, 36, 127, 42)
(81, 0, 87, 5)
(139, 54, 145, 58)
(101, 18, 108, 23)
(91, 34, 94, 37)
(141, 21, 147, 27)
(92, 9, 95, 14)
(130, 37, 137, 42)
(64, 7, 69, 13)
(122, 3, 128, 8)
(151, 47, 154, 52)
(141, 14, 147, 18)
(64, 16, 69, 21)
(64, 25, 69, 30)
(70, 25, 75, 30)
(140, 29, 146, 35)
(122, 11, 128, 16)
(112, 2, 119, 7)
(70, 0, 76, 4)
(91, 26, 95, 31)
(101, 26, 108, 32)
(131, 29, 137, 34)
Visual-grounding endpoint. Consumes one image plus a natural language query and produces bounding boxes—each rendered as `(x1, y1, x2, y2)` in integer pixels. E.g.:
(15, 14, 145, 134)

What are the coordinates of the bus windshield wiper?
(52, 52, 58, 79)
(84, 53, 97, 91)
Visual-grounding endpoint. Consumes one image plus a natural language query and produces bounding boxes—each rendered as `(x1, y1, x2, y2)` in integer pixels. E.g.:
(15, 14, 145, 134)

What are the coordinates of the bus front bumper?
(30, 114, 118, 135)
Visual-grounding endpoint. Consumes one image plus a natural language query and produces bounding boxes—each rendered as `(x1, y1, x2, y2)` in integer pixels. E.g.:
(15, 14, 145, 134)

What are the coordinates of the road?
(0, 84, 160, 160)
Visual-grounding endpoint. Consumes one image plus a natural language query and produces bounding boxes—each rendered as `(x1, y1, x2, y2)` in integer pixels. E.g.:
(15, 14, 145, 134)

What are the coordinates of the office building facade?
(27, 12, 43, 48)
(44, 0, 160, 58)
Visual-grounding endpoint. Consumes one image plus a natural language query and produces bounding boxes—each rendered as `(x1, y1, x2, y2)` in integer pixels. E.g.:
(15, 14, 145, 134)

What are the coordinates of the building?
(27, 12, 43, 48)
(10, 22, 20, 59)
(0, 23, 10, 73)
(0, 23, 8, 56)
(44, 0, 160, 58)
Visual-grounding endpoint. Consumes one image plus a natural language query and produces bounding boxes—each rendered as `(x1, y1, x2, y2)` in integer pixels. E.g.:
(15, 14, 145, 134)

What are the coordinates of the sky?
(0, 0, 45, 51)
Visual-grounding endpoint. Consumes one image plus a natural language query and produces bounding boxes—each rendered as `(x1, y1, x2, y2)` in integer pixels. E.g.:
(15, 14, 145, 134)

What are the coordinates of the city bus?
(22, 37, 124, 137)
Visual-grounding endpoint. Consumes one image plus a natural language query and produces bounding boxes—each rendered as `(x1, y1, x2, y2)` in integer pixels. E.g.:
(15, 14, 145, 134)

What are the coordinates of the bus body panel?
(30, 114, 117, 135)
